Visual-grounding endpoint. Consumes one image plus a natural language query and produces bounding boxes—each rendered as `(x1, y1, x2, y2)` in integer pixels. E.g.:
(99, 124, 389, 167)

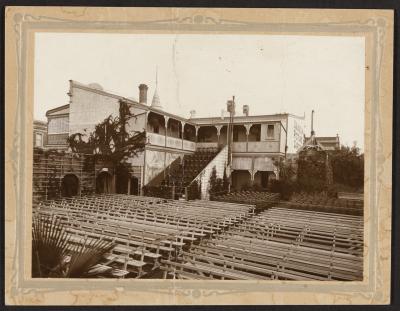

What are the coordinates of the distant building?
(298, 110, 340, 153)
(301, 135, 340, 151)
(33, 120, 47, 148)
(45, 104, 69, 149)
(43, 79, 312, 197)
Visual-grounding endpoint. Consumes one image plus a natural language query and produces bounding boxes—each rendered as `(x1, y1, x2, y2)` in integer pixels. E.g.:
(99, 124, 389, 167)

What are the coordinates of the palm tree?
(32, 213, 116, 278)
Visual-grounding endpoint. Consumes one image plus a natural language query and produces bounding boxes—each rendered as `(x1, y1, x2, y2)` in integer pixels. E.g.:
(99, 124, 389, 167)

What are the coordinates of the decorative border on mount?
(8, 10, 388, 303)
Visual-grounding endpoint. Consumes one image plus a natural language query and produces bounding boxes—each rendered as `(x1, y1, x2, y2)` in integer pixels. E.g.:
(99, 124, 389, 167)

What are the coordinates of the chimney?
(227, 99, 235, 114)
(189, 110, 196, 119)
(138, 84, 148, 105)
(243, 105, 249, 116)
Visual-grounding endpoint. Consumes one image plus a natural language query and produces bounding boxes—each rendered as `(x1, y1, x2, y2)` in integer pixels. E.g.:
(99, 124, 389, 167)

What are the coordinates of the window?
(48, 117, 69, 134)
(267, 124, 274, 139)
(35, 133, 43, 147)
(153, 125, 159, 134)
(249, 124, 261, 141)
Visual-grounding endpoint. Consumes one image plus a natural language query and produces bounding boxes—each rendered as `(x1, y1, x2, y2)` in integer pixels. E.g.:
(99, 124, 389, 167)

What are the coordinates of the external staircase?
(147, 147, 220, 198)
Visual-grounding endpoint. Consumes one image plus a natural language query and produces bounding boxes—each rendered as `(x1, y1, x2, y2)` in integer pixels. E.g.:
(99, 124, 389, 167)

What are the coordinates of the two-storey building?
(45, 80, 307, 195)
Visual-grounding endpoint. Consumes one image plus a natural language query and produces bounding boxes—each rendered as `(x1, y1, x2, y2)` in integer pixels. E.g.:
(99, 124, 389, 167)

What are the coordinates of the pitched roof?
(46, 104, 70, 117)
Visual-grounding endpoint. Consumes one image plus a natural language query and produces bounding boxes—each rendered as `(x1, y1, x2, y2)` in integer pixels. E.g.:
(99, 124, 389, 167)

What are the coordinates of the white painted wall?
(126, 106, 147, 134)
(286, 116, 306, 154)
(144, 149, 182, 185)
(192, 146, 228, 200)
(69, 85, 120, 135)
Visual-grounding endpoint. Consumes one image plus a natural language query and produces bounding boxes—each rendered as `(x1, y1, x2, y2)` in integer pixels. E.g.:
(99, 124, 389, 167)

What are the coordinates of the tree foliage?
(270, 158, 297, 200)
(209, 166, 229, 199)
(330, 145, 364, 189)
(67, 101, 146, 169)
(187, 180, 201, 200)
(297, 150, 329, 192)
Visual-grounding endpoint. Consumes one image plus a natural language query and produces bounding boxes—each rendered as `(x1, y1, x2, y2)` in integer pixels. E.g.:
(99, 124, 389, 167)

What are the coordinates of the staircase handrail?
(188, 145, 228, 187)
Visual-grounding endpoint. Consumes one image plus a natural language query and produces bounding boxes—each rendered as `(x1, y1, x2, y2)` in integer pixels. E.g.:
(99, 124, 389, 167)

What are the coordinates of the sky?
(34, 33, 365, 149)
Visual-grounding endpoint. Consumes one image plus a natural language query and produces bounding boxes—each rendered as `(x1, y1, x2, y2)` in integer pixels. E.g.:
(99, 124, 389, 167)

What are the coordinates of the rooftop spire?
(311, 110, 315, 136)
(151, 66, 163, 110)
(155, 65, 158, 88)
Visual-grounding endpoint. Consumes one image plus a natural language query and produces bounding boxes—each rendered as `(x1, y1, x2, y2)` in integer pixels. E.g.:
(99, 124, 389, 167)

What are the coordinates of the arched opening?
(254, 171, 270, 190)
(96, 171, 113, 194)
(116, 169, 130, 194)
(183, 123, 196, 142)
(130, 176, 139, 195)
(147, 112, 166, 135)
(232, 125, 247, 142)
(231, 170, 251, 191)
(198, 126, 218, 143)
(167, 118, 182, 138)
(61, 174, 80, 197)
(248, 124, 261, 142)
(219, 126, 228, 146)
(115, 167, 140, 195)
(269, 171, 277, 181)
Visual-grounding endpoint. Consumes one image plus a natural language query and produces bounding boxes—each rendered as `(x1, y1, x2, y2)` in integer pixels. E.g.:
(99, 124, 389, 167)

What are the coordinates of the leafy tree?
(187, 180, 201, 200)
(330, 145, 364, 190)
(297, 150, 328, 193)
(209, 166, 228, 199)
(270, 158, 298, 200)
(67, 101, 146, 172)
(222, 167, 230, 192)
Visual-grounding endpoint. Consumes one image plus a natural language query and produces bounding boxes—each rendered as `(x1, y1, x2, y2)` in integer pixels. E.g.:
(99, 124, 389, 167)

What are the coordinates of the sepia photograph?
(32, 32, 365, 281)
(5, 6, 393, 305)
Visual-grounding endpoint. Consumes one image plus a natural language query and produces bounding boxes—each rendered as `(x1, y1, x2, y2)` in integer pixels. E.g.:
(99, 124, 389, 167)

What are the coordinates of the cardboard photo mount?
(4, 7, 394, 305)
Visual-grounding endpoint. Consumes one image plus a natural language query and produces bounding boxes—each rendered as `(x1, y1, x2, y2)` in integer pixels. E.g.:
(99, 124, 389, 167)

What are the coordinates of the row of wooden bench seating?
(255, 208, 363, 230)
(224, 208, 363, 255)
(289, 193, 363, 208)
(35, 194, 255, 278)
(212, 192, 281, 212)
(59, 195, 254, 215)
(38, 205, 206, 251)
(36, 211, 176, 278)
(162, 241, 363, 281)
(162, 207, 363, 281)
(279, 202, 363, 216)
(216, 191, 280, 199)
(43, 202, 223, 234)
(44, 195, 254, 229)
(43, 200, 248, 233)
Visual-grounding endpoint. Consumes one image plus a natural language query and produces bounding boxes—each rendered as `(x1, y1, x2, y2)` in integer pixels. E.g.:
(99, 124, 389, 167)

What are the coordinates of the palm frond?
(67, 237, 116, 278)
(32, 212, 116, 278)
(32, 213, 70, 277)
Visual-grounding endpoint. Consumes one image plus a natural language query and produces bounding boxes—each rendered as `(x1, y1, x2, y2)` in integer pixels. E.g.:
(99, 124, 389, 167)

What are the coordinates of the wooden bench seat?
(161, 259, 266, 280)
(65, 227, 175, 253)
(104, 254, 146, 268)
